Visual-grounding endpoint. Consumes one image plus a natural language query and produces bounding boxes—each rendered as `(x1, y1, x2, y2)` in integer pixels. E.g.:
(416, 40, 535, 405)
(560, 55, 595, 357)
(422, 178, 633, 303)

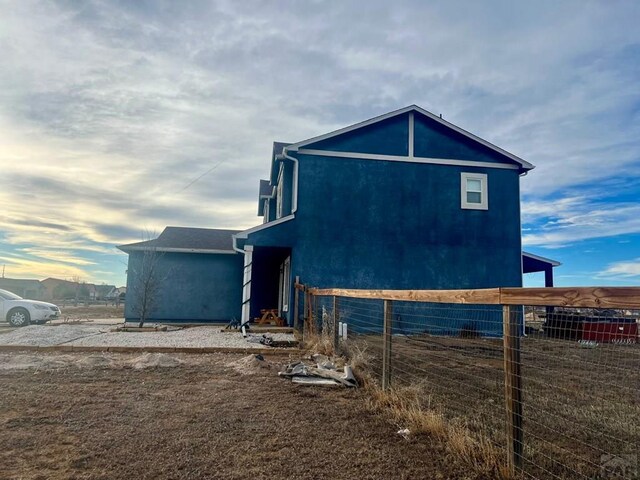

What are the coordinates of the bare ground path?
(0, 352, 480, 480)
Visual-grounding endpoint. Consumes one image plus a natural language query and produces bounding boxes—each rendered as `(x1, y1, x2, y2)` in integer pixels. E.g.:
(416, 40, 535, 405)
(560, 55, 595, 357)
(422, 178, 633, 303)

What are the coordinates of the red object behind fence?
(581, 322, 638, 343)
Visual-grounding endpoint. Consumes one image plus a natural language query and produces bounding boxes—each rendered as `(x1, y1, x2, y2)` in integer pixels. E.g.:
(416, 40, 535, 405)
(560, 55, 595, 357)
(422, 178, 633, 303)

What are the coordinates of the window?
(461, 172, 488, 210)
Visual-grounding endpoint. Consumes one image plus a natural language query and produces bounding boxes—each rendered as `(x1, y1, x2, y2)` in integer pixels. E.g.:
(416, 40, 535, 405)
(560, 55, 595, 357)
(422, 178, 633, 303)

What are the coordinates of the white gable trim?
(408, 111, 414, 158)
(286, 105, 533, 171)
(232, 214, 295, 253)
(522, 252, 561, 267)
(234, 214, 295, 240)
(122, 246, 237, 255)
(296, 148, 520, 170)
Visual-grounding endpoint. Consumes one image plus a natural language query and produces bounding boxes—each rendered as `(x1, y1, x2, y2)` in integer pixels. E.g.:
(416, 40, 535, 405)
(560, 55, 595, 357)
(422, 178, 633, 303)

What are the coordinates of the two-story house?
(119, 105, 558, 328)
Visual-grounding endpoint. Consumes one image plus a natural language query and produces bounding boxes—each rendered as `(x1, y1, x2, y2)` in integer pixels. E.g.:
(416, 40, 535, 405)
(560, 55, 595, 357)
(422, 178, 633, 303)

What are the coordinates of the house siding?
(246, 151, 522, 328)
(124, 251, 243, 323)
(292, 153, 523, 290)
(305, 114, 409, 156)
(413, 114, 519, 165)
(121, 106, 528, 330)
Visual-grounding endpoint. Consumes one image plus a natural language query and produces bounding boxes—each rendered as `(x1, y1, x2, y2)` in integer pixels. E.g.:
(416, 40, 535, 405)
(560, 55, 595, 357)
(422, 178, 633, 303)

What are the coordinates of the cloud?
(0, 254, 87, 281)
(0, 1, 639, 285)
(599, 258, 640, 277)
(523, 200, 640, 248)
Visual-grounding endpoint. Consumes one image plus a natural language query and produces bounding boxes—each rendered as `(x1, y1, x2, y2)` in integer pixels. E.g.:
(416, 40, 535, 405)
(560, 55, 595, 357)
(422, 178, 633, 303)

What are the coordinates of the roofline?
(285, 105, 534, 171)
(232, 214, 296, 252)
(117, 246, 238, 255)
(235, 214, 296, 240)
(522, 251, 561, 267)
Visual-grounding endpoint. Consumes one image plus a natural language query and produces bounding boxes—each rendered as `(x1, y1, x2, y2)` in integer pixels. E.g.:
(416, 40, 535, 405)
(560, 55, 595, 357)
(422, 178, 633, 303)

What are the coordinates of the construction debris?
(245, 333, 276, 346)
(279, 354, 358, 387)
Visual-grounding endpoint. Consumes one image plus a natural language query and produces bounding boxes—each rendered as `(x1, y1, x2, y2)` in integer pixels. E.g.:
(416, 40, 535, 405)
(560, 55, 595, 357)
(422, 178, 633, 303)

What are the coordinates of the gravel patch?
(69, 326, 295, 348)
(0, 324, 296, 349)
(0, 324, 106, 346)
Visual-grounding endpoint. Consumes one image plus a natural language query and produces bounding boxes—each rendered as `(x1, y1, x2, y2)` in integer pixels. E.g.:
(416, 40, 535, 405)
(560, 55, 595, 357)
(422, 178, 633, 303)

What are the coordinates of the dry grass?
(362, 376, 509, 479)
(338, 332, 639, 480)
(334, 336, 512, 479)
(302, 329, 335, 356)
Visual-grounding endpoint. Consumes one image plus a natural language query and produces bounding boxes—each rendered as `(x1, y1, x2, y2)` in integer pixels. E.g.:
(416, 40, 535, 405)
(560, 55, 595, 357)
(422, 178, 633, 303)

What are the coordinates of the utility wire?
(177, 159, 225, 193)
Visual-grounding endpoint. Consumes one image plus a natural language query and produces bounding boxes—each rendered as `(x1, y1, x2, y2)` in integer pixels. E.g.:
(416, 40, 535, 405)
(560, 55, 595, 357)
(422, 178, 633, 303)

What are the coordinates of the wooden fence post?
(306, 290, 314, 335)
(302, 288, 308, 341)
(382, 300, 393, 390)
(503, 305, 523, 474)
(333, 296, 339, 351)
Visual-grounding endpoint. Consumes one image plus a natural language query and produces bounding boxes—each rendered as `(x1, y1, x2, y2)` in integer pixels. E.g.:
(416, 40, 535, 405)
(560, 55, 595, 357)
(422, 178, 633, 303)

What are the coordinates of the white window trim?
(280, 256, 291, 313)
(276, 164, 284, 219)
(461, 172, 488, 210)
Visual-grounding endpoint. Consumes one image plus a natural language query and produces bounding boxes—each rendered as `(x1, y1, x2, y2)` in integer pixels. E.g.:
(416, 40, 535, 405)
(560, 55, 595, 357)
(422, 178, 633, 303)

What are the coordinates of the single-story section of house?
(119, 227, 243, 323)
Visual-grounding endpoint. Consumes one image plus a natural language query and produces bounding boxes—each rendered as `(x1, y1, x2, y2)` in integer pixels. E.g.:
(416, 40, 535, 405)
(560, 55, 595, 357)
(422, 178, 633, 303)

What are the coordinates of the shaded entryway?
(243, 246, 291, 325)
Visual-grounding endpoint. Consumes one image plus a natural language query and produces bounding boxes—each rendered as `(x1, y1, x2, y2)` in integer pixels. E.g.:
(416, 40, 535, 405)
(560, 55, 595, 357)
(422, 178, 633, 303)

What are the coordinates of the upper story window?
(461, 172, 488, 210)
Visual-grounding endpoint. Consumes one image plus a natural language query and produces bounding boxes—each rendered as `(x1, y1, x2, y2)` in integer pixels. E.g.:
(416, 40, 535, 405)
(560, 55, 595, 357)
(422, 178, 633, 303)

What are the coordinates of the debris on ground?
(397, 428, 411, 440)
(129, 353, 183, 369)
(246, 333, 272, 345)
(227, 354, 272, 375)
(279, 354, 357, 387)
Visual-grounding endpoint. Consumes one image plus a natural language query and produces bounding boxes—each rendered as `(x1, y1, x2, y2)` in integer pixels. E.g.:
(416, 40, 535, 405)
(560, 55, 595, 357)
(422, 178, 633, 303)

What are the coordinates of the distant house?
(41, 278, 76, 300)
(40, 278, 115, 302)
(0, 278, 44, 300)
(95, 284, 116, 300)
(106, 286, 126, 301)
(119, 105, 559, 328)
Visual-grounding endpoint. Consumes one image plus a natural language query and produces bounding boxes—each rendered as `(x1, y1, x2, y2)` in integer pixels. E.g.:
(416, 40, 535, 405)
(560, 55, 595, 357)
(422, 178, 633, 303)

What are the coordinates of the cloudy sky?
(0, 0, 639, 287)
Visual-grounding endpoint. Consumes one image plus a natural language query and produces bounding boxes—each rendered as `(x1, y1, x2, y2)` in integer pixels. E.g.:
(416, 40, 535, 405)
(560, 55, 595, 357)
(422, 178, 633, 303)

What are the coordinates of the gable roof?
(284, 105, 534, 171)
(258, 179, 273, 216)
(117, 227, 241, 254)
(259, 179, 272, 197)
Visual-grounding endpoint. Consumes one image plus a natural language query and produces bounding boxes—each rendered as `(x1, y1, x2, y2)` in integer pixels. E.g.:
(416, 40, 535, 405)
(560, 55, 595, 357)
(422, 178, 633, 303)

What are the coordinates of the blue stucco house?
(119, 105, 557, 329)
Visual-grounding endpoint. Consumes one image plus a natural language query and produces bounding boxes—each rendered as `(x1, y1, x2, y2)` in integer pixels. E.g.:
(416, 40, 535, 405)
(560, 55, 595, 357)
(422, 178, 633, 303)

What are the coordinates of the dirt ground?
(57, 304, 124, 320)
(0, 351, 482, 480)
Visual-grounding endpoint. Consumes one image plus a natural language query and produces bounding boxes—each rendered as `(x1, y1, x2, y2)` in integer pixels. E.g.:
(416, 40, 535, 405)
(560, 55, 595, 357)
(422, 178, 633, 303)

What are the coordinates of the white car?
(0, 288, 61, 327)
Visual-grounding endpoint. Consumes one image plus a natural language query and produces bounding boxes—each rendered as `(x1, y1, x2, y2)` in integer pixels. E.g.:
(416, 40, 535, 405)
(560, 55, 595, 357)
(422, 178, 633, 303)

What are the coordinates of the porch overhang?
(523, 252, 561, 287)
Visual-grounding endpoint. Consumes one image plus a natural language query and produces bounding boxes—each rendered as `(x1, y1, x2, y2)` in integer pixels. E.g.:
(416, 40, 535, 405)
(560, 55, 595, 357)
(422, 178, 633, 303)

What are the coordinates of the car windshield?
(0, 289, 23, 300)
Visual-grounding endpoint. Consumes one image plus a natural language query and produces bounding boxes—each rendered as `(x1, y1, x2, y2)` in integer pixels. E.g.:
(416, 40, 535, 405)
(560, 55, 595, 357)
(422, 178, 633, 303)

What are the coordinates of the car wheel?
(8, 308, 30, 327)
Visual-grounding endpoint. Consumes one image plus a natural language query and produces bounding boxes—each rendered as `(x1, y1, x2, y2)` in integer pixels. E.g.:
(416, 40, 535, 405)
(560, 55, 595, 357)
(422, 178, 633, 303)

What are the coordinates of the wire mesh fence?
(304, 289, 639, 480)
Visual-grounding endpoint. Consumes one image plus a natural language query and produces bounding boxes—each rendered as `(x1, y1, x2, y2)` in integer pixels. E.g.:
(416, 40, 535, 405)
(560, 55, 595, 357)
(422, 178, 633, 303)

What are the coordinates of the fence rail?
(309, 286, 640, 309)
(301, 285, 639, 479)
